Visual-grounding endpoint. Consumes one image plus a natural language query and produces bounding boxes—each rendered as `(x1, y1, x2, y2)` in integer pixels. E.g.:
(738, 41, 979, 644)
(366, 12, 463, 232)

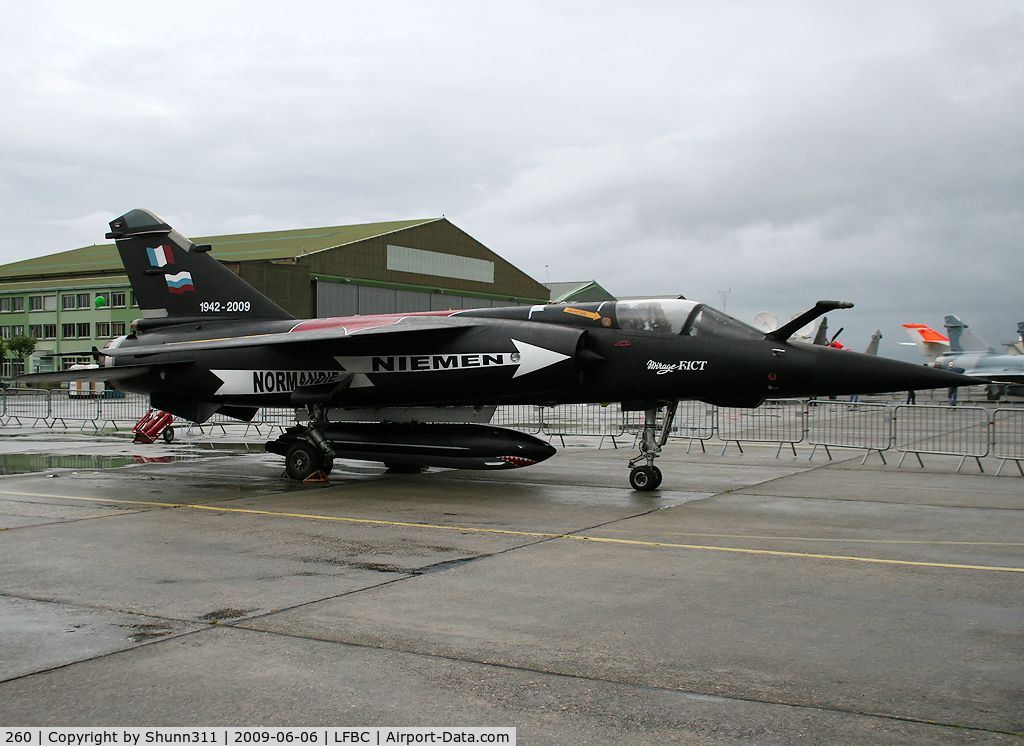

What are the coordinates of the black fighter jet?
(13, 209, 975, 490)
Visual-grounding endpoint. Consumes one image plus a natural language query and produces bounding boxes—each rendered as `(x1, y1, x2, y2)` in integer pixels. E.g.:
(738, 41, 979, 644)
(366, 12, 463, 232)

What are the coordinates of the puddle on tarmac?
(0, 451, 212, 475)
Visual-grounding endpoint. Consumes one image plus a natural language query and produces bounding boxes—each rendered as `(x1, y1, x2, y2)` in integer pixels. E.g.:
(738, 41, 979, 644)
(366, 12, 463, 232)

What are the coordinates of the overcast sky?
(2, 1, 1021, 359)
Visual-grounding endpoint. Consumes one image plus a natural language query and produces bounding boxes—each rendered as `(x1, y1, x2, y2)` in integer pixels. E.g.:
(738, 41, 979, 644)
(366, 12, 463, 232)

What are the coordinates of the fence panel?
(806, 401, 892, 461)
(491, 405, 543, 434)
(893, 404, 990, 470)
(251, 407, 298, 435)
(1, 389, 52, 426)
(992, 408, 1024, 459)
(542, 403, 625, 438)
(97, 394, 150, 428)
(716, 399, 806, 452)
(991, 408, 1024, 475)
(668, 401, 716, 442)
(49, 390, 102, 429)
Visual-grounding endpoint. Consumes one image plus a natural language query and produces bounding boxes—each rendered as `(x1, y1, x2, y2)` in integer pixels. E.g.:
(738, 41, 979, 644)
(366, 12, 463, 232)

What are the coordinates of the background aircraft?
(753, 312, 881, 354)
(903, 316, 1024, 391)
(11, 209, 975, 490)
(1008, 322, 1024, 355)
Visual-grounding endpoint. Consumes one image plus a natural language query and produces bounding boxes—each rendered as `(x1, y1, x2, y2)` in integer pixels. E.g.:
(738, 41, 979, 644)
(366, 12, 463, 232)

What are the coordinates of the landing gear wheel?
(162, 427, 174, 444)
(630, 465, 662, 491)
(285, 441, 322, 481)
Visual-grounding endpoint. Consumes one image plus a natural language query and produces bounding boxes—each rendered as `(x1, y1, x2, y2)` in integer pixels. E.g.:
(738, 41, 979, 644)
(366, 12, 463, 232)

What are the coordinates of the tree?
(6, 335, 36, 376)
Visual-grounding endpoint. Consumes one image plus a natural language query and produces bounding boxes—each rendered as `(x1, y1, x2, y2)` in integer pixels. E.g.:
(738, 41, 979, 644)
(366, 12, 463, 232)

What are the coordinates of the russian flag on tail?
(165, 271, 194, 294)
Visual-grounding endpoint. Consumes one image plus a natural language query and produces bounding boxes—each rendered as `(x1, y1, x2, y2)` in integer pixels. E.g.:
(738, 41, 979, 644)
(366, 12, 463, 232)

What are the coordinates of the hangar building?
(546, 280, 616, 304)
(0, 217, 550, 375)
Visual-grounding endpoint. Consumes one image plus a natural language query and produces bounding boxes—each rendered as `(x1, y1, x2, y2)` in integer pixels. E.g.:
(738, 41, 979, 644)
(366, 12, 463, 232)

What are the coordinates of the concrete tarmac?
(0, 432, 1021, 744)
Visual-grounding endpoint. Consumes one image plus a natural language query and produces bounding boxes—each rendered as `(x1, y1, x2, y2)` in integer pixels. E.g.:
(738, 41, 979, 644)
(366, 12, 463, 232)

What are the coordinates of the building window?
(29, 325, 43, 339)
(0, 327, 10, 339)
(29, 296, 43, 311)
(387, 245, 495, 283)
(43, 324, 57, 339)
(111, 322, 126, 336)
(11, 297, 24, 312)
(62, 295, 77, 311)
(62, 323, 76, 339)
(0, 299, 9, 313)
(77, 293, 90, 309)
(76, 323, 91, 338)
(96, 322, 111, 338)
(110, 291, 126, 308)
(12, 325, 23, 337)
(44, 295, 56, 311)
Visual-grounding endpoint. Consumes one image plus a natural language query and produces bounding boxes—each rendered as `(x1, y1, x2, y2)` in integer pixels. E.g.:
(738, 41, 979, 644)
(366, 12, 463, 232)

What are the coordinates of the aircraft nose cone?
(517, 439, 557, 465)
(813, 346, 977, 395)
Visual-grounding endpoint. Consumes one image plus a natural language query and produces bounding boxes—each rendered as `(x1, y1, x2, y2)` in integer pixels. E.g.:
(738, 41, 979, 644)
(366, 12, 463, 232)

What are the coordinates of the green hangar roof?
(0, 216, 550, 318)
(0, 218, 440, 280)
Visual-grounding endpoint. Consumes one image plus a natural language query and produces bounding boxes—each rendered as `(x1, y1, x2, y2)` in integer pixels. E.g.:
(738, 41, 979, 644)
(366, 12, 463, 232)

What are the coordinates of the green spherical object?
(94, 296, 107, 308)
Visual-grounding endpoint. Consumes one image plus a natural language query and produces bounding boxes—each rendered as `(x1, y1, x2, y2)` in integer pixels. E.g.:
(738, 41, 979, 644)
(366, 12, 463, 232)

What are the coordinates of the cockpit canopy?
(459, 298, 765, 340)
(613, 300, 763, 339)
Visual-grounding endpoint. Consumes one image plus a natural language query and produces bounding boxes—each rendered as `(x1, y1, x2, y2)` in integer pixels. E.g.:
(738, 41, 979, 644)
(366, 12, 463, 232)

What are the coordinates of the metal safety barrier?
(542, 403, 624, 447)
(1, 389, 52, 427)
(806, 401, 893, 463)
(491, 405, 543, 434)
(716, 399, 805, 456)
(98, 395, 150, 430)
(49, 392, 102, 431)
(2, 388, 1022, 477)
(893, 404, 991, 472)
(667, 401, 716, 452)
(991, 408, 1024, 476)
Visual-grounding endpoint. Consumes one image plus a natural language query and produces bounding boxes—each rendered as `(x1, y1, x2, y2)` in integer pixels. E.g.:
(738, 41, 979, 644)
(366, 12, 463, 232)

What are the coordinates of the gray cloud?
(1, 1, 1021, 354)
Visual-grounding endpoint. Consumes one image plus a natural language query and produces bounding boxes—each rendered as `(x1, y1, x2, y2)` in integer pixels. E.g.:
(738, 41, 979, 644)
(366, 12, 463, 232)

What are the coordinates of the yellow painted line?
(0, 491, 563, 539)
(4, 490, 1023, 574)
(595, 530, 1024, 547)
(571, 535, 1024, 573)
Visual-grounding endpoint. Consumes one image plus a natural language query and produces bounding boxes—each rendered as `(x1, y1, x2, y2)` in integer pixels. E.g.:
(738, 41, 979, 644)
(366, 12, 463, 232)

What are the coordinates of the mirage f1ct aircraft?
(15, 209, 975, 490)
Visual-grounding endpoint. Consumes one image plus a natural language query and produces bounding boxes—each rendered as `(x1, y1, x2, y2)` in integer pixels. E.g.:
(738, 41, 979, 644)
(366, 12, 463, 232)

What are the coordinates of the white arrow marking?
(511, 339, 571, 378)
(334, 342, 570, 379)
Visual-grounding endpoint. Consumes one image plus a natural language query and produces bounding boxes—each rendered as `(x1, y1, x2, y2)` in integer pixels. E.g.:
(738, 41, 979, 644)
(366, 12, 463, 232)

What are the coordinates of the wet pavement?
(0, 427, 1021, 744)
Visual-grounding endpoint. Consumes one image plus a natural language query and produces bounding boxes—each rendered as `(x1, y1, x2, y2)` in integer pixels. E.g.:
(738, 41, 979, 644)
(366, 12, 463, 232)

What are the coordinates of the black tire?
(285, 441, 322, 481)
(162, 427, 174, 444)
(629, 465, 660, 491)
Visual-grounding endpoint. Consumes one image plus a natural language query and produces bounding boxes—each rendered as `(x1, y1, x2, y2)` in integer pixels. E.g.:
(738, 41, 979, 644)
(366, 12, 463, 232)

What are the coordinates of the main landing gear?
(627, 402, 676, 491)
(283, 406, 335, 481)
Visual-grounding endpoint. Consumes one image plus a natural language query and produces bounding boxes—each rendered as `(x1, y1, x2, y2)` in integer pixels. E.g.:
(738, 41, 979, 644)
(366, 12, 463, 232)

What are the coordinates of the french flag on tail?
(147, 245, 175, 267)
(165, 271, 194, 294)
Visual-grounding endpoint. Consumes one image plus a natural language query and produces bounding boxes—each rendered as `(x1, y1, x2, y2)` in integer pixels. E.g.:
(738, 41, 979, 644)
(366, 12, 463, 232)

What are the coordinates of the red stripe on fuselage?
(290, 310, 462, 334)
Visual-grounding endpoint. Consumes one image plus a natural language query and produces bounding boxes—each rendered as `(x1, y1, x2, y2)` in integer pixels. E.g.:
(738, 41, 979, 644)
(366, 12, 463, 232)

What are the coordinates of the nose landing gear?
(627, 402, 676, 491)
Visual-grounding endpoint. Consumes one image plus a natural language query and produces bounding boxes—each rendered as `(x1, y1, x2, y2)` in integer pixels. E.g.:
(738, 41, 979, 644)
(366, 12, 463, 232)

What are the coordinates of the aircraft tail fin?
(812, 317, 829, 345)
(943, 315, 993, 354)
(1010, 322, 1024, 355)
(864, 330, 882, 356)
(106, 209, 294, 322)
(902, 324, 950, 363)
